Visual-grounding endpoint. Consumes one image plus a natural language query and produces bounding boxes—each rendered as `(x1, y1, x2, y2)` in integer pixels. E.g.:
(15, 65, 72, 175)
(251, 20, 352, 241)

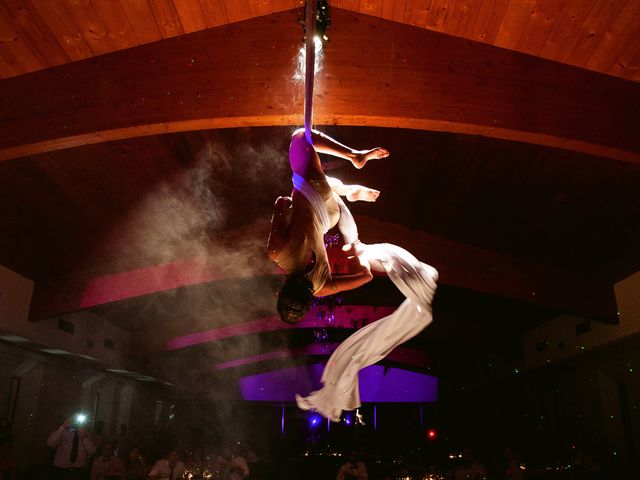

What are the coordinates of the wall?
(0, 264, 131, 369)
(524, 271, 640, 368)
(0, 341, 176, 473)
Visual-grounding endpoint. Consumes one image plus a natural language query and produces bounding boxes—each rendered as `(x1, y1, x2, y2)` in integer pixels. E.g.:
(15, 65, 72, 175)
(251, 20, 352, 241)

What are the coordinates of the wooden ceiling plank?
(442, 0, 481, 39)
(0, 5, 46, 75)
(198, 0, 229, 28)
(619, 45, 640, 81)
(0, 50, 22, 78)
(402, 0, 429, 28)
(222, 0, 252, 23)
(1, 0, 71, 67)
(32, 0, 94, 61)
(148, 0, 185, 39)
(30, 152, 106, 223)
(585, 0, 640, 73)
(333, 1, 360, 13)
(469, 0, 510, 44)
(248, 0, 274, 17)
(514, 0, 567, 56)
(89, 0, 140, 50)
(559, 0, 629, 67)
(380, 0, 407, 22)
(118, 0, 162, 44)
(358, 0, 383, 17)
(172, 0, 207, 33)
(494, 0, 537, 50)
(539, 0, 596, 61)
(272, 0, 301, 12)
(60, 0, 117, 55)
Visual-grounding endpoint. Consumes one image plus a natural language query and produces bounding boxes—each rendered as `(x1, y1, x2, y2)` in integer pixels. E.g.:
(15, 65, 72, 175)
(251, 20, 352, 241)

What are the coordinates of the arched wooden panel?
(1, 9, 638, 163)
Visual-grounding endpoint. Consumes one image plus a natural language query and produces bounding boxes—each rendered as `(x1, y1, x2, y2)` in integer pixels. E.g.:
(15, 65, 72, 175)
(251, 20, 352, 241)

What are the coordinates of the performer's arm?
(267, 196, 291, 261)
(316, 247, 373, 296)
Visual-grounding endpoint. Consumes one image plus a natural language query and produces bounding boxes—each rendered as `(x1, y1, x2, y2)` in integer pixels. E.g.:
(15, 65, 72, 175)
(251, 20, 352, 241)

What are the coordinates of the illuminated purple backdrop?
(239, 363, 438, 403)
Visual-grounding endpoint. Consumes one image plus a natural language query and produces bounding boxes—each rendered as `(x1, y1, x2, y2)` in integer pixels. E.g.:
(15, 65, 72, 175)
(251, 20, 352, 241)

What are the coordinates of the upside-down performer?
(267, 127, 389, 323)
(267, 127, 438, 421)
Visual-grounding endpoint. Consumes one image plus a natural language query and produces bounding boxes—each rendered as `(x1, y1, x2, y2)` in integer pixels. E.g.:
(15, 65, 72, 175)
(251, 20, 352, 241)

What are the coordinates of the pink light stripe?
(79, 257, 274, 309)
(211, 344, 430, 371)
(165, 305, 397, 351)
(167, 316, 282, 350)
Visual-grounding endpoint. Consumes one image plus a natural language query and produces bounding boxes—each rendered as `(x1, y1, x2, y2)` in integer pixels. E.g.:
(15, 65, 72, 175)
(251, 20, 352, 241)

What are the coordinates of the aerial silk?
(297, 0, 438, 421)
(295, 179, 439, 421)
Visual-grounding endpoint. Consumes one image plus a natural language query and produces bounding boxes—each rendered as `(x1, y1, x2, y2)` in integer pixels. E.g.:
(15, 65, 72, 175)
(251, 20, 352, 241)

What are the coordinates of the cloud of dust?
(106, 132, 301, 398)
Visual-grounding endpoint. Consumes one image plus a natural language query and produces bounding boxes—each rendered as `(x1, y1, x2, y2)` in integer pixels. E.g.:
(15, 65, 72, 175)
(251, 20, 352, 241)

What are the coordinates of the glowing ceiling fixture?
(300, 1, 331, 46)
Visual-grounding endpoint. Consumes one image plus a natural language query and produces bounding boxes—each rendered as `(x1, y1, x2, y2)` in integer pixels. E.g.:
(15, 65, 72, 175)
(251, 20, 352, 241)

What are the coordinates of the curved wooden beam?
(30, 217, 617, 324)
(0, 9, 638, 163)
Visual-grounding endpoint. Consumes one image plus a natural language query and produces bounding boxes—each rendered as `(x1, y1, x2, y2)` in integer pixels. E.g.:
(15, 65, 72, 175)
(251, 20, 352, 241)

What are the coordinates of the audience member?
(504, 447, 524, 480)
(453, 448, 486, 480)
(215, 447, 250, 480)
(336, 449, 368, 480)
(92, 421, 106, 453)
(114, 425, 132, 459)
(148, 450, 185, 480)
(0, 420, 11, 442)
(90, 442, 124, 480)
(47, 415, 96, 479)
(122, 447, 147, 480)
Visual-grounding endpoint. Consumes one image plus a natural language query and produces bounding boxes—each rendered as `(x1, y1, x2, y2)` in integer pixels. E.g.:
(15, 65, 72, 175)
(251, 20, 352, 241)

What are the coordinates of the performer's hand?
(274, 196, 292, 208)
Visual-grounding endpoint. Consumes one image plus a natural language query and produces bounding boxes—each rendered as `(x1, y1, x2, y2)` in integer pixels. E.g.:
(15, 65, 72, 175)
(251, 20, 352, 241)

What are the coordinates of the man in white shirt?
(148, 450, 186, 480)
(47, 416, 96, 479)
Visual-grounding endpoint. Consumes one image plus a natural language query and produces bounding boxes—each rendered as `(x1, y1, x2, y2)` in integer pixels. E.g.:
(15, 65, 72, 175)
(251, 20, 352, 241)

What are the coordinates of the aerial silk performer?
(268, 0, 438, 421)
(267, 127, 389, 323)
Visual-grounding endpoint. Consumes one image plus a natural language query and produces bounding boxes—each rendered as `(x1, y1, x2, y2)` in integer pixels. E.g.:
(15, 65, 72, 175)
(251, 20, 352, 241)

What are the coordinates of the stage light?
(344, 414, 352, 425)
(309, 414, 321, 428)
(427, 428, 437, 439)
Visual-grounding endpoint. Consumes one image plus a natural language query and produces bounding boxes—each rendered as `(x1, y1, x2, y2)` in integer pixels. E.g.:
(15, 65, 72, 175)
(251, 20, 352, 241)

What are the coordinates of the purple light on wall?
(239, 363, 437, 403)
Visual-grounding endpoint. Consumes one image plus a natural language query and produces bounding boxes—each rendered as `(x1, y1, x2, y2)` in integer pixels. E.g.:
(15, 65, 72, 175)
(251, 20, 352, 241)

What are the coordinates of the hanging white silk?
(291, 173, 438, 421)
(296, 242, 438, 421)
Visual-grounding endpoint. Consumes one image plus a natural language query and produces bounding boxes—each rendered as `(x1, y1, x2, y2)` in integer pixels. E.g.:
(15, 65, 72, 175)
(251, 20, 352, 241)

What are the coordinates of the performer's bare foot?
(351, 147, 389, 169)
(346, 186, 380, 202)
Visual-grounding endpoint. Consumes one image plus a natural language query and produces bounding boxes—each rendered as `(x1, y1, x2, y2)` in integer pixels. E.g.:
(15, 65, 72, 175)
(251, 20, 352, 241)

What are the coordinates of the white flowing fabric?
(294, 183, 438, 421)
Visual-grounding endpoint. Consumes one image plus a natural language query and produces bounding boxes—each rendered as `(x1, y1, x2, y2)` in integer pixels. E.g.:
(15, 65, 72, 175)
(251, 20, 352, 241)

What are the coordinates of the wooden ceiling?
(1, 1, 639, 386)
(1, 0, 639, 82)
